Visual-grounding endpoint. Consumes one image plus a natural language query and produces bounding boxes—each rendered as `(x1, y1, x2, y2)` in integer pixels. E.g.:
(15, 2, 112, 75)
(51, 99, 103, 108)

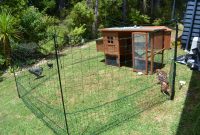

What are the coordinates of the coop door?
(132, 33, 148, 74)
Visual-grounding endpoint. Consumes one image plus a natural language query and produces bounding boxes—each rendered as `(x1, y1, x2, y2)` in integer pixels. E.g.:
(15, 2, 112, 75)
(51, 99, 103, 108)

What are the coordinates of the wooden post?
(145, 33, 148, 74)
(151, 33, 154, 74)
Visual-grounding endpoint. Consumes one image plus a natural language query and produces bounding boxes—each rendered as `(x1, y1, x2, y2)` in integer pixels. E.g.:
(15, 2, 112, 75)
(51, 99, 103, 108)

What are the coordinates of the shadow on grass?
(91, 99, 167, 135)
(17, 80, 67, 135)
(101, 58, 166, 72)
(20, 81, 168, 135)
(21, 95, 67, 135)
(66, 85, 168, 135)
(0, 76, 3, 82)
(176, 71, 200, 135)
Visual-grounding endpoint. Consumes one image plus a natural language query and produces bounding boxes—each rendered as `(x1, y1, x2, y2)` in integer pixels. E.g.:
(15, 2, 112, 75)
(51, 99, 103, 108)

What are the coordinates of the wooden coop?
(97, 26, 172, 74)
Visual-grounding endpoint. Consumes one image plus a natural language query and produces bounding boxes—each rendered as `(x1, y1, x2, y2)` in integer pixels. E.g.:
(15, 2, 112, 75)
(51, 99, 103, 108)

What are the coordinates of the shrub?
(152, 18, 167, 26)
(0, 54, 5, 66)
(39, 40, 54, 55)
(0, 70, 3, 82)
(65, 1, 94, 39)
(172, 41, 181, 47)
(39, 24, 70, 55)
(41, 0, 56, 14)
(12, 42, 43, 66)
(69, 25, 86, 45)
(130, 10, 150, 25)
(20, 6, 52, 43)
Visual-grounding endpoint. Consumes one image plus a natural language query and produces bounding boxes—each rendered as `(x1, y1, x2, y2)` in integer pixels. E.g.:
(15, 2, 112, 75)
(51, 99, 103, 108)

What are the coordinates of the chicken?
(47, 62, 53, 69)
(156, 69, 168, 83)
(28, 67, 43, 78)
(156, 69, 170, 96)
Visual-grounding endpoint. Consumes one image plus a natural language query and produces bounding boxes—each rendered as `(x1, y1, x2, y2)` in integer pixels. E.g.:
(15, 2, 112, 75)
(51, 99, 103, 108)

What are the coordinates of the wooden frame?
(132, 32, 149, 74)
(98, 26, 171, 74)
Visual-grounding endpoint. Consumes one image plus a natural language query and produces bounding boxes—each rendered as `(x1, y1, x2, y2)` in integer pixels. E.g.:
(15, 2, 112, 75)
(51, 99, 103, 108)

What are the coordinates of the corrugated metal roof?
(100, 26, 171, 32)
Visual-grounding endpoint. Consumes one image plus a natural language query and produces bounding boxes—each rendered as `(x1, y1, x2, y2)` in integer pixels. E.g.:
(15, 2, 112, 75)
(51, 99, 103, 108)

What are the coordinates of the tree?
(20, 7, 50, 43)
(66, 2, 94, 39)
(0, 0, 28, 15)
(143, 0, 148, 13)
(122, 0, 127, 25)
(92, 0, 99, 38)
(0, 11, 19, 65)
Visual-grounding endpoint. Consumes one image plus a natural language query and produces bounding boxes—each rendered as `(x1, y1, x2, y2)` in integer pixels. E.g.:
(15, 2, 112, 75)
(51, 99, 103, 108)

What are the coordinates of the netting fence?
(11, 33, 171, 135)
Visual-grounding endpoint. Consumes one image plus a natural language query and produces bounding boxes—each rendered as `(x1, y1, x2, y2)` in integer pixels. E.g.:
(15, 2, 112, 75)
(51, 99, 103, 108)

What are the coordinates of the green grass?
(0, 41, 200, 135)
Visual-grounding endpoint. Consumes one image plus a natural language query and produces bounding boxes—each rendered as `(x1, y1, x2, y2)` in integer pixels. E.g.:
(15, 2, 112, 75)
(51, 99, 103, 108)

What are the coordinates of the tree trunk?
(154, 0, 161, 15)
(2, 35, 11, 66)
(58, 0, 65, 11)
(143, 0, 147, 13)
(86, 0, 92, 8)
(151, 0, 154, 19)
(122, 0, 127, 25)
(92, 0, 99, 38)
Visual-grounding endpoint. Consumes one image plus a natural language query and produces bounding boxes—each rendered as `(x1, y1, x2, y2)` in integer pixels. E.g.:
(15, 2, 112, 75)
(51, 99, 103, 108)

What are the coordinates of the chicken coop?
(97, 26, 172, 74)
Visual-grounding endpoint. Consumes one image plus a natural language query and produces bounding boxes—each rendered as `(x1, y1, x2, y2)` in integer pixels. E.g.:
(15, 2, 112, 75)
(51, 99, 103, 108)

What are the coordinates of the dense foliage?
(0, 0, 187, 67)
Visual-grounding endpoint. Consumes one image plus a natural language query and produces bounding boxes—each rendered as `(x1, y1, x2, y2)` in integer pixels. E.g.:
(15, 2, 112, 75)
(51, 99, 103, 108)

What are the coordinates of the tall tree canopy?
(0, 0, 187, 67)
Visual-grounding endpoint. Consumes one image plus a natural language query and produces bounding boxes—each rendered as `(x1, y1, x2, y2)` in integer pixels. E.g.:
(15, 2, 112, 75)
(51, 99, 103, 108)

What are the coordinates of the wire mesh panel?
(153, 53, 164, 70)
(132, 33, 148, 73)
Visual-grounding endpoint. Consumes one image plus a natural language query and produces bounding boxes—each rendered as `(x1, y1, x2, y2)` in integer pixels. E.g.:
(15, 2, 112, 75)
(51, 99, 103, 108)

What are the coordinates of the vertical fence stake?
(171, 20, 178, 100)
(12, 63, 21, 98)
(10, 50, 20, 98)
(53, 34, 70, 135)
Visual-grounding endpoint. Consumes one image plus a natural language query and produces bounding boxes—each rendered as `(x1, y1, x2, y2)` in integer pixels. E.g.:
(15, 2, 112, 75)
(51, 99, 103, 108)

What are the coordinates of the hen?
(156, 69, 170, 96)
(47, 62, 53, 69)
(28, 67, 43, 78)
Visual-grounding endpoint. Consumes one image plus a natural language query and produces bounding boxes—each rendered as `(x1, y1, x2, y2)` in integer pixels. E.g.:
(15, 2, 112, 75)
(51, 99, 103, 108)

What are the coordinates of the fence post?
(170, 20, 178, 100)
(53, 34, 70, 135)
(10, 50, 21, 98)
(12, 65, 21, 98)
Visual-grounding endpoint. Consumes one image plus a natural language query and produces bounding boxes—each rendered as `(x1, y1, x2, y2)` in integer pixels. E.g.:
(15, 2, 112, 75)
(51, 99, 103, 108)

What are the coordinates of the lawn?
(0, 40, 200, 135)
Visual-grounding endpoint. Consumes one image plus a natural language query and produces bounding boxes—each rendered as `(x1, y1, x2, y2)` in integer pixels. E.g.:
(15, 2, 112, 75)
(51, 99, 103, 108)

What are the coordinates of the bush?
(65, 1, 94, 39)
(0, 70, 3, 82)
(39, 24, 70, 55)
(130, 10, 150, 25)
(0, 54, 5, 66)
(20, 6, 53, 43)
(13, 42, 40, 57)
(172, 41, 181, 47)
(69, 25, 86, 45)
(152, 18, 167, 26)
(12, 42, 43, 66)
(39, 40, 54, 55)
(0, 54, 5, 80)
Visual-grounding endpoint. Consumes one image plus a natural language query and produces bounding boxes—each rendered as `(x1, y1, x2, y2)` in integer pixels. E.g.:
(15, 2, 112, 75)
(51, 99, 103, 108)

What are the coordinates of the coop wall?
(103, 32, 119, 56)
(118, 32, 132, 66)
(153, 31, 164, 50)
(150, 32, 165, 74)
(164, 31, 171, 49)
(96, 38, 104, 52)
(118, 32, 132, 55)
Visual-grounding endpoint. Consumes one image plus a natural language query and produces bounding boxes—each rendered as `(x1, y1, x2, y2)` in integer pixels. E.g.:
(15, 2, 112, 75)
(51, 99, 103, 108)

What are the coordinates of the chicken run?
(12, 31, 173, 134)
(11, 0, 193, 134)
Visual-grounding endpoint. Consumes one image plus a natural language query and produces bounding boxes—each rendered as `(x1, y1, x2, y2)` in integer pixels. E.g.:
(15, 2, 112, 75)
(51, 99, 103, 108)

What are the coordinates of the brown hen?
(156, 69, 170, 96)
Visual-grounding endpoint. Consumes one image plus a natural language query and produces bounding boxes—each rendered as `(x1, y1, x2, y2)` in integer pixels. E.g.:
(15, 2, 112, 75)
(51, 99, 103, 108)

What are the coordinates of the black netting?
(12, 33, 169, 135)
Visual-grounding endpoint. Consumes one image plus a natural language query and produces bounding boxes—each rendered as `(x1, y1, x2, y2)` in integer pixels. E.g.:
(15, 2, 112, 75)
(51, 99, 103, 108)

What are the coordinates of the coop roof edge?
(99, 26, 172, 32)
